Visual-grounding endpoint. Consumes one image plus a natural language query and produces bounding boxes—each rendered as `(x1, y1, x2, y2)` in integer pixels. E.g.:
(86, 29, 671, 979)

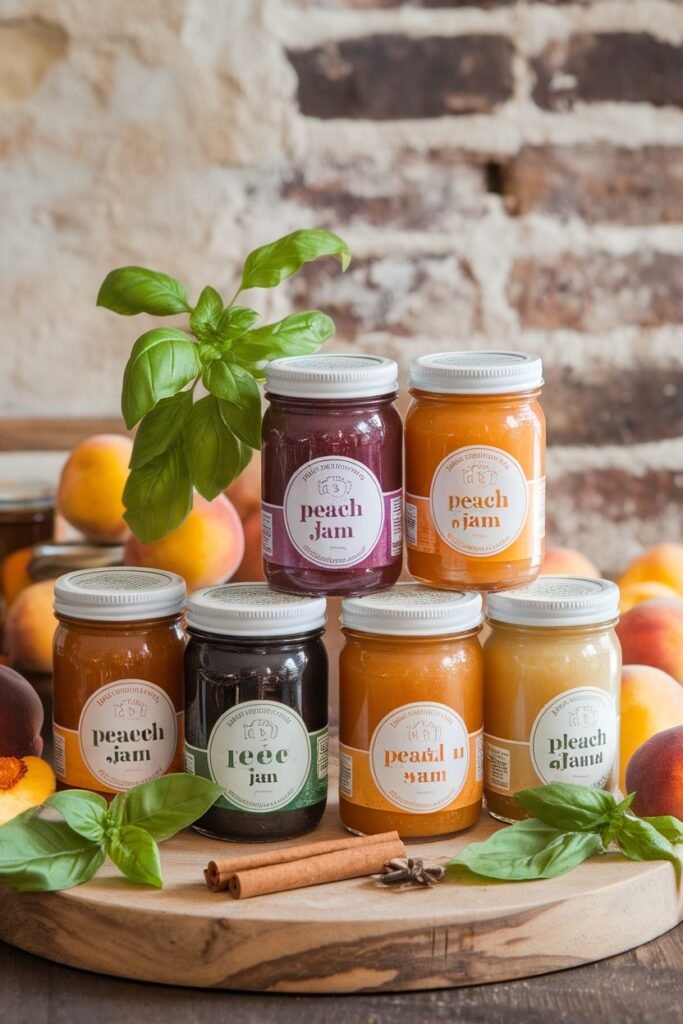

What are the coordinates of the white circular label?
(208, 700, 311, 812)
(370, 702, 470, 814)
(283, 456, 384, 568)
(78, 680, 178, 791)
(530, 687, 617, 787)
(430, 445, 528, 556)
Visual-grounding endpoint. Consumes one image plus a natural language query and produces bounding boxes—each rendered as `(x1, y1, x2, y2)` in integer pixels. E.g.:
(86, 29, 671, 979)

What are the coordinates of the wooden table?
(1, 925, 681, 1024)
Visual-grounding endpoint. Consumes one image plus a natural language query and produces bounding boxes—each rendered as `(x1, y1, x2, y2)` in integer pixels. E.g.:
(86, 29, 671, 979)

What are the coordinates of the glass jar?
(0, 481, 55, 564)
(405, 352, 545, 591)
(262, 354, 403, 597)
(339, 583, 484, 838)
(52, 568, 186, 795)
(483, 576, 621, 823)
(184, 583, 328, 841)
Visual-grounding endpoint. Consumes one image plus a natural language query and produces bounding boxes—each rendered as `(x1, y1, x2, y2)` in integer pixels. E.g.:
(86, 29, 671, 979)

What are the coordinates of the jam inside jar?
(261, 354, 403, 597)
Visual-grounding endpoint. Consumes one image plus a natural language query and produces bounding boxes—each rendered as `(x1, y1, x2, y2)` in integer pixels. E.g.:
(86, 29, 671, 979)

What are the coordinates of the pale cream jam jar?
(483, 576, 621, 822)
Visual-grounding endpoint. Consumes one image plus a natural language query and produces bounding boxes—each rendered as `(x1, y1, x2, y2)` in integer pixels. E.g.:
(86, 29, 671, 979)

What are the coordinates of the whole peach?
(5, 579, 56, 675)
(620, 665, 683, 792)
(124, 492, 244, 592)
(57, 433, 133, 542)
(620, 581, 681, 615)
(625, 726, 683, 818)
(618, 543, 683, 597)
(540, 546, 601, 577)
(0, 665, 44, 757)
(617, 598, 683, 684)
(230, 509, 265, 583)
(226, 451, 261, 521)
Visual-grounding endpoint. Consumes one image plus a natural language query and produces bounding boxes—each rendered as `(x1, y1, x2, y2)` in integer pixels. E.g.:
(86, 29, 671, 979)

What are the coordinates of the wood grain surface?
(0, 417, 125, 451)
(1, 792, 681, 994)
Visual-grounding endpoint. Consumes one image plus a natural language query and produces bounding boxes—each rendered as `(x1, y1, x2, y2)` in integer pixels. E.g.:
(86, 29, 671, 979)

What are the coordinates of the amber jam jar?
(262, 354, 403, 597)
(405, 352, 545, 591)
(0, 480, 55, 564)
(339, 584, 484, 838)
(53, 567, 186, 795)
(484, 577, 621, 823)
(184, 583, 328, 842)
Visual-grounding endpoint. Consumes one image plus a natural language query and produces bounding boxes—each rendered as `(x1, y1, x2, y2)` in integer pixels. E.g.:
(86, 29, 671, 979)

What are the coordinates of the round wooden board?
(1, 789, 682, 995)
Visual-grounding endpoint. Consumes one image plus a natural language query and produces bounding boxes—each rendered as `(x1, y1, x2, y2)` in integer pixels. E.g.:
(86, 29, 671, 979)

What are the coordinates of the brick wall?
(0, 0, 682, 572)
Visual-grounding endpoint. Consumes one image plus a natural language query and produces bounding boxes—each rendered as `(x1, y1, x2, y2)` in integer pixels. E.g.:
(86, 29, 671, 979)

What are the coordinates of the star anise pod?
(378, 857, 445, 888)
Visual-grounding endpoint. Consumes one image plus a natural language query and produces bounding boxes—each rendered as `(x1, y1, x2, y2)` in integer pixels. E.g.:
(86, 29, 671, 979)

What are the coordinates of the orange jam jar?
(405, 352, 545, 591)
(53, 568, 186, 795)
(484, 577, 621, 823)
(339, 583, 484, 837)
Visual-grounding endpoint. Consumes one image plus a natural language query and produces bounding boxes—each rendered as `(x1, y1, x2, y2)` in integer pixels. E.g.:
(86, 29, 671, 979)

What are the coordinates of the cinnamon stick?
(228, 837, 406, 900)
(205, 830, 401, 892)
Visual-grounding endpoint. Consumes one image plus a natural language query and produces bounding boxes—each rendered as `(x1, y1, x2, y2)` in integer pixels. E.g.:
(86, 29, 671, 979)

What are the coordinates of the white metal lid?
(54, 567, 186, 621)
(486, 576, 620, 627)
(410, 351, 543, 394)
(186, 583, 327, 637)
(341, 583, 483, 636)
(265, 354, 398, 399)
(0, 479, 55, 511)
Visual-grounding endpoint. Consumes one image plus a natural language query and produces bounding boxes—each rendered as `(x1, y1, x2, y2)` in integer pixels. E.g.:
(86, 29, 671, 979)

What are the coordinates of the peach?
(620, 581, 681, 615)
(625, 726, 683, 818)
(225, 451, 261, 521)
(124, 492, 244, 592)
(540, 546, 601, 577)
(230, 509, 265, 583)
(0, 665, 44, 757)
(618, 543, 683, 597)
(616, 598, 683, 684)
(0, 545, 34, 608)
(57, 433, 133, 542)
(0, 756, 56, 826)
(620, 665, 683, 792)
(5, 579, 56, 675)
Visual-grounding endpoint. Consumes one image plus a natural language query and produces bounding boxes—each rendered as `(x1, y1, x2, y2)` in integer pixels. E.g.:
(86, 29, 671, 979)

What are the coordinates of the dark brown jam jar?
(262, 354, 403, 597)
(0, 480, 55, 563)
(184, 583, 328, 841)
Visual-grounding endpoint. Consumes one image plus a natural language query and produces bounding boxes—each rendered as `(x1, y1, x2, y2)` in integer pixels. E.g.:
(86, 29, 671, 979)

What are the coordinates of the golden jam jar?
(339, 584, 484, 838)
(405, 352, 545, 591)
(483, 576, 621, 822)
(53, 567, 186, 795)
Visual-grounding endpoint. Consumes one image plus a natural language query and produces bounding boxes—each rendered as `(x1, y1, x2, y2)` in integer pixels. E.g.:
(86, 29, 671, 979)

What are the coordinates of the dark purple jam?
(261, 355, 403, 597)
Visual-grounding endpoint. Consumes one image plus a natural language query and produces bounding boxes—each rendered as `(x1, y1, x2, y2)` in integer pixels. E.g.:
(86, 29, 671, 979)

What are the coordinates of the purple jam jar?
(262, 354, 403, 597)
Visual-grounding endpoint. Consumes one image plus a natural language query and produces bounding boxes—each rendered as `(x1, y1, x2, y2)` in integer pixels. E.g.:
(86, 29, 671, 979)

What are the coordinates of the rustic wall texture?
(0, 0, 682, 572)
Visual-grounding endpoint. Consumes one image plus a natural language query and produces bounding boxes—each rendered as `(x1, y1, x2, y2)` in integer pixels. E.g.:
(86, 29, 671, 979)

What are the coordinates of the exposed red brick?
(532, 34, 683, 111)
(544, 365, 683, 446)
(289, 254, 481, 338)
(287, 35, 514, 119)
(508, 253, 683, 331)
(281, 151, 488, 230)
(502, 146, 683, 225)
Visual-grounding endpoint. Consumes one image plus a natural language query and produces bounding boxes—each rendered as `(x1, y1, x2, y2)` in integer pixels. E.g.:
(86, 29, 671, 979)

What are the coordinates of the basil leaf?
(449, 819, 604, 881)
(240, 230, 351, 291)
(107, 792, 126, 828)
(219, 397, 261, 451)
(184, 395, 242, 500)
(123, 440, 193, 542)
(107, 824, 162, 888)
(216, 306, 260, 340)
(642, 815, 683, 844)
(129, 391, 194, 470)
(120, 773, 223, 842)
(0, 811, 104, 892)
(235, 439, 254, 475)
(121, 328, 201, 428)
(46, 791, 107, 843)
(618, 817, 681, 875)
(202, 359, 239, 404)
(236, 311, 334, 367)
(190, 286, 224, 343)
(515, 783, 615, 832)
(97, 266, 190, 316)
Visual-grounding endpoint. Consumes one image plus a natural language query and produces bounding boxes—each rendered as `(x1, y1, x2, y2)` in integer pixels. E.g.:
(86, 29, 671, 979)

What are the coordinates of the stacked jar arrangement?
(51, 351, 621, 843)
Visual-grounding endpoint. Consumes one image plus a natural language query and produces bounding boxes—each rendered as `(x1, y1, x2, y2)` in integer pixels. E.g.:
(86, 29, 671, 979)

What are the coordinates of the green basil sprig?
(449, 783, 683, 882)
(97, 229, 351, 542)
(0, 774, 223, 892)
